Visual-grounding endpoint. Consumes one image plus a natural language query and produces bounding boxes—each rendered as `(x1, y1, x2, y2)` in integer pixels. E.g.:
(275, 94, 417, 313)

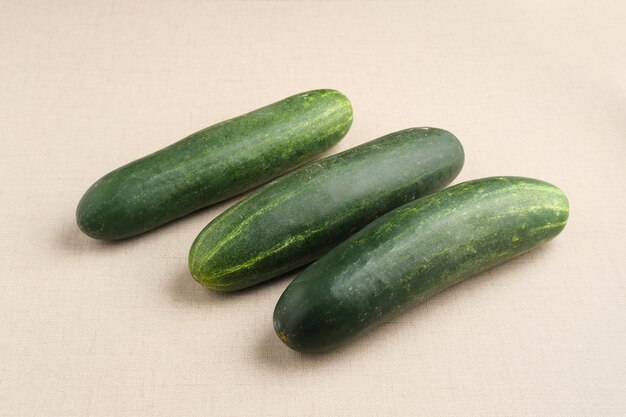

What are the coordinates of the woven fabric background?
(1, 1, 624, 416)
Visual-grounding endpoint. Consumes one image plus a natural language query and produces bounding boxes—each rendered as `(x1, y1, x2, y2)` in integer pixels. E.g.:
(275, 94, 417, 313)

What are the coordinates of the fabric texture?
(1, 1, 624, 416)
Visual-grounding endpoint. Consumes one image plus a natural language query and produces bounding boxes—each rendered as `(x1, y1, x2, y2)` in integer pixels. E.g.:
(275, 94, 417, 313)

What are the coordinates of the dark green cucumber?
(189, 127, 464, 291)
(76, 89, 352, 240)
(273, 177, 569, 352)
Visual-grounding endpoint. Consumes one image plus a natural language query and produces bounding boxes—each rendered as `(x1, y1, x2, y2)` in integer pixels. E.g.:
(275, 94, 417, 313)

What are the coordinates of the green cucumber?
(76, 89, 352, 240)
(189, 127, 464, 291)
(273, 177, 569, 352)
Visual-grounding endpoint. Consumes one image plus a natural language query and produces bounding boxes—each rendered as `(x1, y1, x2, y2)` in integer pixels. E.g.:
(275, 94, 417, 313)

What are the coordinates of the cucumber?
(76, 89, 352, 240)
(189, 127, 464, 291)
(273, 177, 569, 352)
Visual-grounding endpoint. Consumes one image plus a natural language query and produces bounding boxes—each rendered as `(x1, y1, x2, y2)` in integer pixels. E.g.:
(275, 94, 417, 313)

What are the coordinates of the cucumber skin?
(189, 128, 465, 291)
(273, 177, 569, 353)
(76, 89, 352, 240)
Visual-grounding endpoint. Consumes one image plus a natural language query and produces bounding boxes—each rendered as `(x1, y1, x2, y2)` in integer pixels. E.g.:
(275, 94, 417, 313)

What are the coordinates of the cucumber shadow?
(166, 263, 309, 306)
(254, 243, 560, 369)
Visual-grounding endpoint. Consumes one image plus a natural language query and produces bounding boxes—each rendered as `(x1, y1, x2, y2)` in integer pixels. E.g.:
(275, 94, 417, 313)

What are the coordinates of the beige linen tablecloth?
(1, 1, 624, 416)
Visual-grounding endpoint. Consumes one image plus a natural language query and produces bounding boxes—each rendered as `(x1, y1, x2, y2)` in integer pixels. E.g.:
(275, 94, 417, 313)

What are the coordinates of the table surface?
(1, 1, 625, 416)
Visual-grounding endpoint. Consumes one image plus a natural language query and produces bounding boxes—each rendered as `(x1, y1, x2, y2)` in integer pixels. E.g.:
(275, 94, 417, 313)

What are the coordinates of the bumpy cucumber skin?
(189, 128, 465, 291)
(76, 89, 352, 240)
(273, 177, 569, 353)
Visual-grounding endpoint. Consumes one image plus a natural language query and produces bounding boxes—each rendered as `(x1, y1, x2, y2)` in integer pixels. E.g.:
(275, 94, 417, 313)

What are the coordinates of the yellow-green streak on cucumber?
(76, 89, 352, 240)
(189, 128, 465, 291)
(273, 177, 569, 352)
